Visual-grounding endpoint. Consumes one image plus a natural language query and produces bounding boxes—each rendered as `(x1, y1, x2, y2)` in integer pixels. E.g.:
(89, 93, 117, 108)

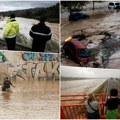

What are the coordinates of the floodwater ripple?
(0, 80, 59, 119)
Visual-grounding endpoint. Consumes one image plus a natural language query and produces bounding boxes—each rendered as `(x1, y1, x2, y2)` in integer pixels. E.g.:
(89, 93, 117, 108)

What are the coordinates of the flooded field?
(0, 80, 59, 119)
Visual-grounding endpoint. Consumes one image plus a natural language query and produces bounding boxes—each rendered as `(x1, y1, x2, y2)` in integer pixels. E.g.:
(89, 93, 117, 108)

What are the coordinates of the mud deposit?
(61, 7, 120, 68)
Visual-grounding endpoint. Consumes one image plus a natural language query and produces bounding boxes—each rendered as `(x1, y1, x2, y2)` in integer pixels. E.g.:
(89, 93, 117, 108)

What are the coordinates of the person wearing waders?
(3, 14, 19, 50)
(2, 77, 15, 91)
(29, 16, 52, 52)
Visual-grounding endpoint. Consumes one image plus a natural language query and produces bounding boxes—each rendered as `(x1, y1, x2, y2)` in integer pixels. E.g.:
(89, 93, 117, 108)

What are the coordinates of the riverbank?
(0, 17, 59, 52)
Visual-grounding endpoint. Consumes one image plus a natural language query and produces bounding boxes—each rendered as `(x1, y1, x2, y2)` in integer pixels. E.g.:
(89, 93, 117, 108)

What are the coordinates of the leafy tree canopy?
(61, 1, 89, 14)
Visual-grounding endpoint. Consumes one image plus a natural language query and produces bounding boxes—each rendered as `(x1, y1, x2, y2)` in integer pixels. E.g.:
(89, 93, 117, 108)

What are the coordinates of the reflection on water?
(2, 91, 12, 100)
(0, 80, 59, 119)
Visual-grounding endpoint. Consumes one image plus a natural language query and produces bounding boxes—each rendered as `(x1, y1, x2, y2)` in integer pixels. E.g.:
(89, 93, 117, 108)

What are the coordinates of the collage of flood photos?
(0, 0, 120, 119)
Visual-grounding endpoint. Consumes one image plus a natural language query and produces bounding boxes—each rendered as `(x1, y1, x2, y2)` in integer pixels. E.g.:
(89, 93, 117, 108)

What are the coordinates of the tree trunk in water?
(93, 1, 95, 10)
(69, 2, 72, 15)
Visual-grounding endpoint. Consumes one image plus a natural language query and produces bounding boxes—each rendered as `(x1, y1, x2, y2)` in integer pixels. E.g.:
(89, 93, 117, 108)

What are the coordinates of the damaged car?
(63, 39, 93, 66)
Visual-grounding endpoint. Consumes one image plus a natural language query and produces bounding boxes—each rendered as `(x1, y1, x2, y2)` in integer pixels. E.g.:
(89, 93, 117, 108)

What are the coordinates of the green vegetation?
(0, 3, 59, 23)
(93, 81, 107, 94)
(16, 33, 29, 45)
(61, 1, 89, 15)
(61, 1, 105, 15)
(45, 40, 59, 53)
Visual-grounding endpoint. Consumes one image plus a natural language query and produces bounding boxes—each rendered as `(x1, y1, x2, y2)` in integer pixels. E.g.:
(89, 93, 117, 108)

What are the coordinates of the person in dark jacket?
(2, 77, 15, 91)
(29, 16, 52, 52)
(105, 89, 120, 119)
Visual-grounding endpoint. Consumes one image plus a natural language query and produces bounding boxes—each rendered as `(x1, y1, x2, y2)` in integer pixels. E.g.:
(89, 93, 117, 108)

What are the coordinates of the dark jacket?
(2, 80, 13, 91)
(105, 98, 120, 110)
(29, 23, 52, 52)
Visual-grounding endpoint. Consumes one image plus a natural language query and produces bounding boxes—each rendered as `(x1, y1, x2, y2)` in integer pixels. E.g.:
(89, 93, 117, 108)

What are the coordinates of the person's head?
(4, 77, 8, 81)
(10, 14, 15, 19)
(40, 16, 46, 23)
(88, 94, 95, 102)
(110, 88, 118, 97)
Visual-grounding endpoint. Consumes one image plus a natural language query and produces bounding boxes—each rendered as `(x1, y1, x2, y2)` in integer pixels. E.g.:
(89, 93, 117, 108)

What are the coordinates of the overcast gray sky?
(0, 1, 58, 11)
(61, 66, 120, 79)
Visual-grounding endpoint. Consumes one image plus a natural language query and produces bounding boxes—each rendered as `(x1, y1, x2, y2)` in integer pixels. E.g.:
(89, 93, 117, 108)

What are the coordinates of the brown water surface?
(0, 80, 59, 119)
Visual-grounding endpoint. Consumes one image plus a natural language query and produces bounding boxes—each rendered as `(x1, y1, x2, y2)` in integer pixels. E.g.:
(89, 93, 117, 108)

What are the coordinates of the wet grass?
(0, 32, 59, 52)
(93, 81, 107, 94)
(0, 39, 6, 45)
(116, 79, 120, 82)
(45, 40, 59, 53)
(16, 33, 31, 46)
(0, 38, 31, 51)
(17, 33, 59, 52)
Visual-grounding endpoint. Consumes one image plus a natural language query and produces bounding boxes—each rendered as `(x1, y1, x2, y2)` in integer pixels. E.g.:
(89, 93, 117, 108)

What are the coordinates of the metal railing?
(61, 94, 119, 119)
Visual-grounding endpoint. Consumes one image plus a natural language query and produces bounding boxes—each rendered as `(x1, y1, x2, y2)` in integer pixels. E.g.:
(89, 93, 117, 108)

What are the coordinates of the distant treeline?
(0, 3, 59, 23)
(61, 77, 107, 80)
(61, 77, 87, 80)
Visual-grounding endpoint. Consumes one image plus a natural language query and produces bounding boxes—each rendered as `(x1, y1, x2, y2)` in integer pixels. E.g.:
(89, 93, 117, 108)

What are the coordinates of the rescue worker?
(29, 16, 52, 52)
(3, 14, 19, 50)
(2, 77, 15, 91)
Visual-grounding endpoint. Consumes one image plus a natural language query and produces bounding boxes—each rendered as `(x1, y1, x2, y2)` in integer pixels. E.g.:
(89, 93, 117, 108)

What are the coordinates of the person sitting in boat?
(2, 77, 15, 91)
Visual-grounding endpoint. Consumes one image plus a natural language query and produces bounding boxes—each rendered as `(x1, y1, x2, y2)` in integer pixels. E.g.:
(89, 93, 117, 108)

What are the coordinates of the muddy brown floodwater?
(61, 9, 120, 67)
(0, 80, 59, 119)
(61, 10, 120, 42)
